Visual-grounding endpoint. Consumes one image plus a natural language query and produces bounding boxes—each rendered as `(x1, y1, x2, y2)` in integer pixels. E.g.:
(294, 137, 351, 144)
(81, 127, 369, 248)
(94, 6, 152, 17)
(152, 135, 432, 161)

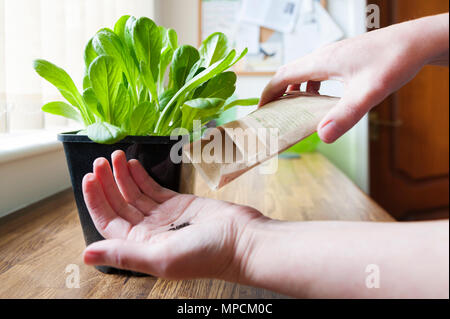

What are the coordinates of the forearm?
(399, 13, 449, 66)
(236, 219, 449, 298)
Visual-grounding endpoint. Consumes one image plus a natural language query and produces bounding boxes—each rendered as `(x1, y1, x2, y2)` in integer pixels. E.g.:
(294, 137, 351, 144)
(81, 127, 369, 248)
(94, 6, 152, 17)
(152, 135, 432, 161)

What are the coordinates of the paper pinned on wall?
(201, 0, 241, 40)
(299, 0, 315, 23)
(201, 1, 260, 57)
(234, 23, 260, 55)
(239, 0, 301, 33)
(283, 0, 344, 64)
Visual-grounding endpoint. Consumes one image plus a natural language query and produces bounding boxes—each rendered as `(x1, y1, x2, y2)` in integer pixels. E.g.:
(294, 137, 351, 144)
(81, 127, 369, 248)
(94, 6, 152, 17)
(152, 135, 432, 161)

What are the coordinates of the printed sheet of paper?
(201, 0, 262, 68)
(183, 93, 339, 189)
(299, 0, 315, 23)
(283, 0, 344, 63)
(239, 0, 301, 33)
(201, 0, 241, 41)
(235, 23, 260, 55)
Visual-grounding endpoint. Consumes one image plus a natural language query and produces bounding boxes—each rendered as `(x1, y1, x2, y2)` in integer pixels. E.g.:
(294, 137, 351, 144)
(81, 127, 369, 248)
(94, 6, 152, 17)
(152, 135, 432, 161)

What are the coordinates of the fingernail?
(84, 250, 103, 264)
(93, 157, 105, 166)
(318, 120, 337, 143)
(83, 173, 95, 183)
(111, 150, 123, 158)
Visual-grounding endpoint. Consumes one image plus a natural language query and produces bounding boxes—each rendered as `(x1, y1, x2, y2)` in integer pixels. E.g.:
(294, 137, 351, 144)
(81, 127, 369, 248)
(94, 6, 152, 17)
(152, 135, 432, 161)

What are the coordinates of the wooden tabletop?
(0, 153, 393, 299)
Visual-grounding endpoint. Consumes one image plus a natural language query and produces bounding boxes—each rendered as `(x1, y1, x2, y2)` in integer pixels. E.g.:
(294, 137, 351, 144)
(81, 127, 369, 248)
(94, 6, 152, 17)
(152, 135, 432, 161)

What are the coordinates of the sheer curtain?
(0, 0, 155, 134)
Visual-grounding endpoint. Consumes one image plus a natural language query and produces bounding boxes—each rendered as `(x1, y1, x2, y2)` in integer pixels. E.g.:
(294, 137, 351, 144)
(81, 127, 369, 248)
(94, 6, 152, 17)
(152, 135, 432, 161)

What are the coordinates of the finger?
(259, 56, 327, 107)
(111, 150, 158, 213)
(128, 159, 176, 203)
(93, 158, 144, 225)
(83, 239, 166, 276)
(317, 85, 384, 143)
(82, 173, 131, 239)
(306, 81, 321, 94)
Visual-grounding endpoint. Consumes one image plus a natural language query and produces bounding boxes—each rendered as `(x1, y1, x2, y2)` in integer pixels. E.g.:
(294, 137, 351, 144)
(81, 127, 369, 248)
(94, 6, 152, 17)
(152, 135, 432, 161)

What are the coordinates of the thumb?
(317, 87, 380, 143)
(83, 239, 164, 275)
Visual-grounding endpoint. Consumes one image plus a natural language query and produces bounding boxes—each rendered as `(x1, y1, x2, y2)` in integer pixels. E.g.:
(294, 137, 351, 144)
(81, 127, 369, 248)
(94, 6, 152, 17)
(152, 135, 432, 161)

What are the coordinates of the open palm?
(82, 150, 262, 279)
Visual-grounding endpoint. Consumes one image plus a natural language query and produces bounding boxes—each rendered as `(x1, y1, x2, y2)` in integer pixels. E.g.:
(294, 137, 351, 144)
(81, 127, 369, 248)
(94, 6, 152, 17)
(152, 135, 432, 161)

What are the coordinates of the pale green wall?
(317, 116, 369, 193)
(317, 0, 369, 193)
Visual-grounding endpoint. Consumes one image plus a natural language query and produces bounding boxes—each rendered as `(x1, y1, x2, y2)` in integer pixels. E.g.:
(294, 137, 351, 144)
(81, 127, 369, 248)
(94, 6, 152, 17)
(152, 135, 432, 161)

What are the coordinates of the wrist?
(217, 205, 269, 283)
(405, 13, 449, 66)
(225, 214, 302, 295)
(224, 219, 325, 298)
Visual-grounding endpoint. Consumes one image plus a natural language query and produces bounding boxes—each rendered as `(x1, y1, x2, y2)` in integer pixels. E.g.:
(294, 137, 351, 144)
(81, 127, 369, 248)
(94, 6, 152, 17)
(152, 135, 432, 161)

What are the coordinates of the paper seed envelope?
(183, 92, 339, 190)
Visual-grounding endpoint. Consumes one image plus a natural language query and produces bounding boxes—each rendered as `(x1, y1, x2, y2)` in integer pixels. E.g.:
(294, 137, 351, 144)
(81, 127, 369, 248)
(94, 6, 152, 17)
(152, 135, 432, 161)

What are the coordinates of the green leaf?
(138, 85, 149, 102)
(194, 71, 236, 99)
(124, 16, 139, 63)
(33, 59, 91, 124)
(185, 59, 206, 84)
(181, 98, 225, 130)
(155, 48, 239, 132)
(199, 32, 231, 67)
(129, 101, 157, 135)
(162, 27, 178, 50)
(42, 101, 82, 123)
(82, 74, 91, 91)
(140, 60, 159, 105)
(229, 47, 248, 69)
(84, 38, 98, 70)
(33, 59, 79, 105)
(222, 97, 259, 111)
(173, 48, 242, 106)
(92, 28, 125, 62)
(158, 47, 173, 93)
(112, 83, 131, 126)
(114, 15, 130, 43)
(88, 55, 122, 123)
(193, 98, 258, 128)
(131, 17, 162, 85)
(83, 88, 103, 119)
(184, 97, 225, 111)
(159, 88, 176, 112)
(158, 28, 178, 94)
(87, 122, 127, 144)
(77, 129, 88, 135)
(170, 45, 200, 91)
(92, 27, 138, 104)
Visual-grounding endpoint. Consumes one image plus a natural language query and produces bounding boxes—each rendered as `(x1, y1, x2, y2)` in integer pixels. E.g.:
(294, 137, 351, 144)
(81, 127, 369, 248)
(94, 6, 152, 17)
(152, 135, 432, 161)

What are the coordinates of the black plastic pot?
(58, 131, 184, 275)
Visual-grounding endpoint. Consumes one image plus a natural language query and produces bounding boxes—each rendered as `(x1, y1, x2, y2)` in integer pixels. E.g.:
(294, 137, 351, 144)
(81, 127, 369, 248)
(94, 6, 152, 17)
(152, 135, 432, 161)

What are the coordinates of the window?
(0, 0, 155, 134)
(0, 0, 158, 217)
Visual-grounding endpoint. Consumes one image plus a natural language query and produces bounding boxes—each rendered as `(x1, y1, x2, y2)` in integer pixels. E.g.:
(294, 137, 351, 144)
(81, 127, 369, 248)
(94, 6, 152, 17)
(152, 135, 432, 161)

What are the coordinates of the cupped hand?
(259, 18, 437, 143)
(82, 150, 264, 280)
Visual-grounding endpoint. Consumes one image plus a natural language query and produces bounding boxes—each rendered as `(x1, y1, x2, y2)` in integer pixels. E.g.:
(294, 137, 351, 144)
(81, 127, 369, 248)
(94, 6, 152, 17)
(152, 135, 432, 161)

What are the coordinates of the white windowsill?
(0, 128, 77, 164)
(0, 128, 79, 218)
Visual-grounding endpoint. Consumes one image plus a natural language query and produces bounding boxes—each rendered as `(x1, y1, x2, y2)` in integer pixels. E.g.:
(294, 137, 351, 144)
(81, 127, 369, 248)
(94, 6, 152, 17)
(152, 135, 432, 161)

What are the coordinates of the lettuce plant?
(33, 15, 258, 144)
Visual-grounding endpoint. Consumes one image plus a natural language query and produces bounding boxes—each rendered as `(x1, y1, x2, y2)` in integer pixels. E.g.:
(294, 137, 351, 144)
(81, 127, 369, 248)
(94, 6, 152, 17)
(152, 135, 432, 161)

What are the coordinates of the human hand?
(259, 14, 449, 143)
(81, 151, 449, 298)
(81, 150, 264, 280)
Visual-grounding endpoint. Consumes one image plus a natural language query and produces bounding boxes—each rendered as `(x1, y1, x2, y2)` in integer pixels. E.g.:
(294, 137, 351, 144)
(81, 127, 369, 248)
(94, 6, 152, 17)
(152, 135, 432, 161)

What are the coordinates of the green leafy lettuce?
(33, 16, 258, 144)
